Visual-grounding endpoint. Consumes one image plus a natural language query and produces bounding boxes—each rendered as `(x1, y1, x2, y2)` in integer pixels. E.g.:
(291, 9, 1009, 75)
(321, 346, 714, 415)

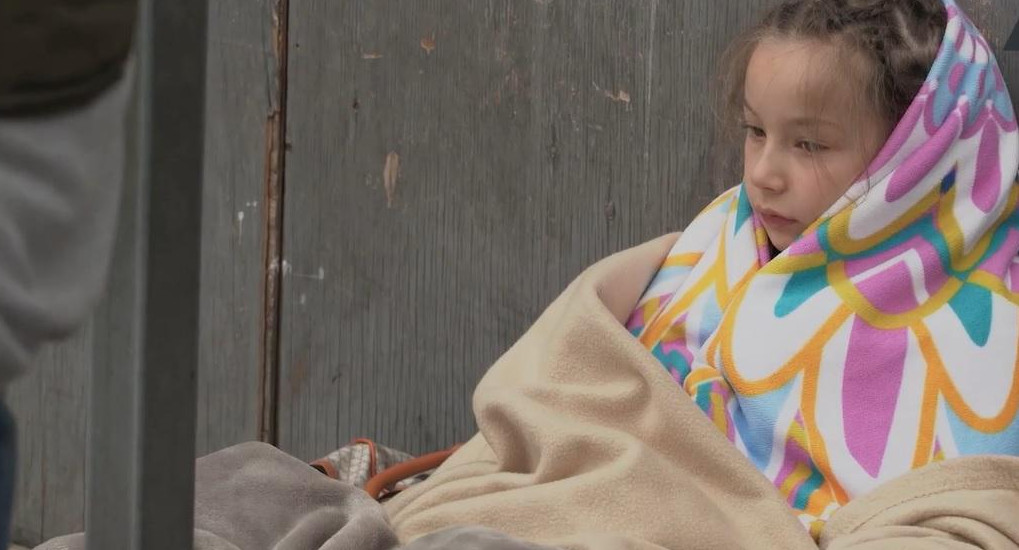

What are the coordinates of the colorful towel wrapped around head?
(627, 0, 1019, 533)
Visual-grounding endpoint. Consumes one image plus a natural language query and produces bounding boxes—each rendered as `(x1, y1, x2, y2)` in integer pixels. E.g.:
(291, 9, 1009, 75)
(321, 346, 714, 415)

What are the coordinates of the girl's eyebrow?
(789, 116, 840, 129)
(744, 99, 839, 129)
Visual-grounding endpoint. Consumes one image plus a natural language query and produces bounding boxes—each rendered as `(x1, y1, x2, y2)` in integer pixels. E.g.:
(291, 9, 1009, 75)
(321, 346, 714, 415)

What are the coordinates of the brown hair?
(712, 0, 947, 185)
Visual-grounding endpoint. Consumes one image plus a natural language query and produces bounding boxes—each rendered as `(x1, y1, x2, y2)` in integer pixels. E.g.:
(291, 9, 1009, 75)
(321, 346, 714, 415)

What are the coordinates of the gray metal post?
(85, 0, 208, 548)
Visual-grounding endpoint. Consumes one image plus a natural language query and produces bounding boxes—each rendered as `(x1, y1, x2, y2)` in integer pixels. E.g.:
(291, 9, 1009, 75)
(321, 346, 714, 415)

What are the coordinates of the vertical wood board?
(278, 0, 783, 459)
(195, 0, 281, 457)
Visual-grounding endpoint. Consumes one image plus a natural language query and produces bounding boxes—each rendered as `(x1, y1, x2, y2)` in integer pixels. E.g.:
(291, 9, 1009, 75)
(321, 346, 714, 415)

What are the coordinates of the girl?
(627, 0, 1019, 535)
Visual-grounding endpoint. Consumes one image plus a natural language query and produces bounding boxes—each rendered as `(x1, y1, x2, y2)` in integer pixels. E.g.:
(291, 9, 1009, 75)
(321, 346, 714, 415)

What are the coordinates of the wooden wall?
(10, 0, 1019, 545)
(277, 0, 758, 460)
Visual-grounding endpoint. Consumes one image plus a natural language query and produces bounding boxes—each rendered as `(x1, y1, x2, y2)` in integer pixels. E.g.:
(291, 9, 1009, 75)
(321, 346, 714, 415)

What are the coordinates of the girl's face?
(742, 38, 889, 251)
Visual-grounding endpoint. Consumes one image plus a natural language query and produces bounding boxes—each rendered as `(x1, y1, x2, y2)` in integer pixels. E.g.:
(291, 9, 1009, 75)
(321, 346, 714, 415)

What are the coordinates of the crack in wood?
(259, 0, 290, 446)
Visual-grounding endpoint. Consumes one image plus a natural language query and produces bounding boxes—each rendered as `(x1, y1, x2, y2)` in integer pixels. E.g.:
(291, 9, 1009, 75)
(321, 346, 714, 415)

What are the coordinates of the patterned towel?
(627, 0, 1019, 535)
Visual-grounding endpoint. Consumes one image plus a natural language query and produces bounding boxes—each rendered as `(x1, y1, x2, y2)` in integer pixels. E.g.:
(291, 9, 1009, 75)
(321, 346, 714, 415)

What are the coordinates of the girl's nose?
(747, 145, 787, 194)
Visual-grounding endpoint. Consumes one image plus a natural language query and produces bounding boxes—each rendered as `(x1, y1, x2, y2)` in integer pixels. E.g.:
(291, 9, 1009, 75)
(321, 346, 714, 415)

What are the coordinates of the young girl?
(627, 0, 1019, 535)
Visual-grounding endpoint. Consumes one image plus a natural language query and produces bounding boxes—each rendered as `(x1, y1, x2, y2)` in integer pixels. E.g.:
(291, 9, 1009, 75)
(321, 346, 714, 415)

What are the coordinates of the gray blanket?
(33, 442, 553, 550)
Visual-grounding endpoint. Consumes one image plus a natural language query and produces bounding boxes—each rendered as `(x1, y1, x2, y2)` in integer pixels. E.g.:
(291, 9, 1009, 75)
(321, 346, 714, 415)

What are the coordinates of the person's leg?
(0, 2, 138, 546)
(0, 61, 133, 550)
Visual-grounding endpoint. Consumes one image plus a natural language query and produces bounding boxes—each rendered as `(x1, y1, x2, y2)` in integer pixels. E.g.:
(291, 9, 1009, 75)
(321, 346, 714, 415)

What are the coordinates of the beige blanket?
(385, 233, 1019, 550)
(33, 234, 1019, 550)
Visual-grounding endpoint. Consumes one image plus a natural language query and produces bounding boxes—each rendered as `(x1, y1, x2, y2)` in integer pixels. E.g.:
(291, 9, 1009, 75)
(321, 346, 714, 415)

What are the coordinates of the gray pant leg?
(0, 70, 131, 387)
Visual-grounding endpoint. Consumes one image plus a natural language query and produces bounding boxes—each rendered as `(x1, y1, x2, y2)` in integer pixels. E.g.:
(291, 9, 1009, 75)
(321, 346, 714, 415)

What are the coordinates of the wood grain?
(8, 351, 44, 544)
(277, 0, 783, 459)
(195, 0, 281, 457)
(7, 323, 91, 544)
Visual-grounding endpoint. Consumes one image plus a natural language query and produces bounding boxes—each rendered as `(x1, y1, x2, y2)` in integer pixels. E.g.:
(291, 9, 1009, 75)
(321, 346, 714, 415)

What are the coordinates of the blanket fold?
(384, 234, 1019, 550)
(820, 455, 1019, 549)
(31, 235, 1019, 550)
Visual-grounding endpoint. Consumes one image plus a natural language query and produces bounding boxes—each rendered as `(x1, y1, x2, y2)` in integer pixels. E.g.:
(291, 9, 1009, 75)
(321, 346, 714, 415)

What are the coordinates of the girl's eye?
(797, 140, 827, 153)
(742, 123, 765, 139)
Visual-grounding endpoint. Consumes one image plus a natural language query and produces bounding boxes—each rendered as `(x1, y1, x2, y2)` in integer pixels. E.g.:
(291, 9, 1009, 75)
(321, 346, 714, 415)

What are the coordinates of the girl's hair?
(712, 0, 948, 185)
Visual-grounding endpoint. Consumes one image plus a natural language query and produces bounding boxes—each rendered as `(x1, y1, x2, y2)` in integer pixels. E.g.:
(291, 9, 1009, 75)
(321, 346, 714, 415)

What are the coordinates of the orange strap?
(309, 437, 380, 480)
(363, 445, 460, 500)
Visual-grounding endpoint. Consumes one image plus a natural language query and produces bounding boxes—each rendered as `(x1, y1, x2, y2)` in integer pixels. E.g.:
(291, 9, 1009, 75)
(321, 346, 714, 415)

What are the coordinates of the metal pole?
(86, 0, 207, 547)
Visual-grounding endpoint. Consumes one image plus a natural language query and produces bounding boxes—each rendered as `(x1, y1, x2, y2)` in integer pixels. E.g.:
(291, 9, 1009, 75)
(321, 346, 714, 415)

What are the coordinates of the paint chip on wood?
(593, 82, 631, 105)
(605, 89, 631, 103)
(420, 35, 436, 54)
(283, 263, 325, 281)
(362, 52, 383, 59)
(383, 152, 400, 207)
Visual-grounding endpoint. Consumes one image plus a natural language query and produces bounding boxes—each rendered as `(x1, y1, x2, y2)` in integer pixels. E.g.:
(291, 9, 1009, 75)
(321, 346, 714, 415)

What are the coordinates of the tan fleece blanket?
(384, 233, 1019, 550)
(32, 234, 1019, 550)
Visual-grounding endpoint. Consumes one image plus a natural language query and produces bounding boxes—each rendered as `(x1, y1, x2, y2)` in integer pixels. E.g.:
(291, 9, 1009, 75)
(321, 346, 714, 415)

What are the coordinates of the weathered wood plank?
(8, 357, 43, 545)
(8, 324, 91, 544)
(277, 0, 780, 459)
(195, 0, 281, 457)
(39, 325, 91, 542)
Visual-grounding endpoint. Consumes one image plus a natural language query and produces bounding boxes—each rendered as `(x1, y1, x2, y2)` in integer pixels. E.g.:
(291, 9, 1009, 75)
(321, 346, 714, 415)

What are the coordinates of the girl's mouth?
(759, 210, 796, 228)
